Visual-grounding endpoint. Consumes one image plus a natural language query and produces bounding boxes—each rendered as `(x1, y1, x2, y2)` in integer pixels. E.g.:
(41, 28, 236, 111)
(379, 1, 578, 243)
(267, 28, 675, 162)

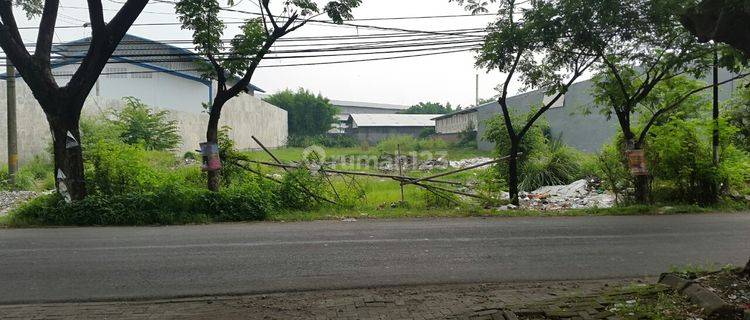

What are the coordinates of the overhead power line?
(0, 47, 476, 71)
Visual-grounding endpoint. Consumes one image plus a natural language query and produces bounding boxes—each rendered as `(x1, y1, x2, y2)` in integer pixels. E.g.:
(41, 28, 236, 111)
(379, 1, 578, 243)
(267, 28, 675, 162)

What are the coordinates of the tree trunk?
(508, 141, 520, 206)
(206, 100, 224, 193)
(48, 112, 86, 202)
(628, 139, 649, 204)
(742, 257, 750, 276)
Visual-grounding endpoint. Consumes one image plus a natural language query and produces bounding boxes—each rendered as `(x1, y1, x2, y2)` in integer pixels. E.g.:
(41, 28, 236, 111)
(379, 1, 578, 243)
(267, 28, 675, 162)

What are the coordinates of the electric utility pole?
(6, 59, 18, 188)
(475, 74, 479, 107)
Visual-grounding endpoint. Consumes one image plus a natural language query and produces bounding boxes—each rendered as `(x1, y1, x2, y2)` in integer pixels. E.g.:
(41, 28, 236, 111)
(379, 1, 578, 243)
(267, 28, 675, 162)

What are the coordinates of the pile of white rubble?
(520, 179, 615, 210)
(497, 179, 616, 211)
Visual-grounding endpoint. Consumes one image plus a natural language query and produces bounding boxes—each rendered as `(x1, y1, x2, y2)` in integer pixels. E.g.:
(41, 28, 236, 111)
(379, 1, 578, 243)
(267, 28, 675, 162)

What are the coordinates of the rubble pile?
(0, 191, 40, 215)
(519, 179, 615, 210)
(449, 157, 494, 169)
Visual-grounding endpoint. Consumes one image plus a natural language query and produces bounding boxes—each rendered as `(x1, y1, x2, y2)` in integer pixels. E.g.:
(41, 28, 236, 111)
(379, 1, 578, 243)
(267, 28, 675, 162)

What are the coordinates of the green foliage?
(727, 83, 750, 151)
(484, 111, 548, 171)
(519, 137, 583, 191)
(9, 182, 276, 226)
(217, 126, 249, 187)
(85, 140, 166, 195)
(110, 97, 181, 151)
(264, 88, 338, 136)
(595, 142, 632, 204)
(648, 118, 750, 204)
(277, 169, 328, 211)
(457, 122, 478, 149)
(375, 135, 449, 154)
(286, 134, 359, 148)
(0, 156, 55, 191)
(419, 189, 458, 209)
(80, 116, 123, 149)
(402, 102, 455, 114)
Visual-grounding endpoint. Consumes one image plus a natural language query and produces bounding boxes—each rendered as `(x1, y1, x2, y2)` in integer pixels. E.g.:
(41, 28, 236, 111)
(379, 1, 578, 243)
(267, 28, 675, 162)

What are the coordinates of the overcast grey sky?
(9, 0, 524, 107)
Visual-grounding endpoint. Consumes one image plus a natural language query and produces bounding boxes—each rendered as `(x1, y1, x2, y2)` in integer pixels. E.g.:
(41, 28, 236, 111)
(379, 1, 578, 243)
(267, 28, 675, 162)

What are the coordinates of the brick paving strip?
(0, 278, 651, 320)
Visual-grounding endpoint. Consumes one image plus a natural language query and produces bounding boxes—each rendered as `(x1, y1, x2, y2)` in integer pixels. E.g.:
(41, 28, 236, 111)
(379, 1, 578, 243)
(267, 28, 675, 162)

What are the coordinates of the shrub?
(276, 169, 329, 211)
(519, 137, 583, 191)
(110, 97, 182, 151)
(647, 118, 750, 204)
(419, 188, 458, 208)
(595, 141, 632, 204)
(85, 140, 165, 195)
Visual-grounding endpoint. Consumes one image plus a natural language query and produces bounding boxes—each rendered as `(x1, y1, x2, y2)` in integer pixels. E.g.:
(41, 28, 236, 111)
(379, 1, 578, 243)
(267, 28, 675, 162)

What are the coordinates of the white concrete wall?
(0, 81, 287, 164)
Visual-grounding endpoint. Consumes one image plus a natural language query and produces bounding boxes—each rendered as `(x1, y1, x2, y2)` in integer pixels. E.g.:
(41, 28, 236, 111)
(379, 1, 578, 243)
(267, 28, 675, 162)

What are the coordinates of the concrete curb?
(658, 273, 740, 318)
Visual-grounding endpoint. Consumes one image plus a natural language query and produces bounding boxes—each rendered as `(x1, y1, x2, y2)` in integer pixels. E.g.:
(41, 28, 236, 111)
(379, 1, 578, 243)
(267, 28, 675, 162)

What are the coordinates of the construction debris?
(449, 157, 494, 169)
(520, 179, 615, 210)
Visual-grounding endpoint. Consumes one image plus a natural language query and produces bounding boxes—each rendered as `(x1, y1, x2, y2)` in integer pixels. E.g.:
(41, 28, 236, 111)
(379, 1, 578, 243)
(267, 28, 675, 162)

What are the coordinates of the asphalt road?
(1, 214, 749, 304)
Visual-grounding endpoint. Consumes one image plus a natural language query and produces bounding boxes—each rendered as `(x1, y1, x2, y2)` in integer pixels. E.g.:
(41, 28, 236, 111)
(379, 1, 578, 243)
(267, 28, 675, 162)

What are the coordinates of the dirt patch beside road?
(0, 279, 648, 320)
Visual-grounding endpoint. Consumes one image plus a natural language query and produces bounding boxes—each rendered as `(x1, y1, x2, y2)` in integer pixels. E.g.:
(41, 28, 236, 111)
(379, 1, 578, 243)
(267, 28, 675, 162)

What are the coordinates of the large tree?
(455, 0, 598, 205)
(176, 0, 361, 192)
(0, 0, 149, 201)
(581, 0, 717, 203)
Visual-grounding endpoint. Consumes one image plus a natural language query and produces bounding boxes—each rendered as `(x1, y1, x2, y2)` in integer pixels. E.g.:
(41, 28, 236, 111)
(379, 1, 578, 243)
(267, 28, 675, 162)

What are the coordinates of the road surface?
(1, 214, 748, 304)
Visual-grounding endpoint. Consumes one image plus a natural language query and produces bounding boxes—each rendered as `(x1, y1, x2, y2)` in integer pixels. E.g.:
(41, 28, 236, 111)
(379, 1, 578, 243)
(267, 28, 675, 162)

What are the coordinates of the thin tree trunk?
(206, 100, 225, 192)
(47, 111, 86, 202)
(508, 141, 520, 206)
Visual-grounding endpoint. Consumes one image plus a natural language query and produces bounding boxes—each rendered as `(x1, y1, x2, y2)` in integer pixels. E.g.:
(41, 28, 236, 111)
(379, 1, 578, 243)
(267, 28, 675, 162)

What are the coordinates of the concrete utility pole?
(475, 74, 479, 107)
(712, 47, 720, 165)
(6, 59, 18, 188)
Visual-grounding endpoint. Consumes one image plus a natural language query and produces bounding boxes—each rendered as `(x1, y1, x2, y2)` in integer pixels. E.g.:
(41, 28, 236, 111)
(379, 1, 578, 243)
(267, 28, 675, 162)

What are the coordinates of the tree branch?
(34, 0, 60, 62)
(67, 0, 149, 105)
(636, 72, 750, 146)
(87, 0, 106, 36)
(261, 0, 278, 30)
(518, 57, 596, 139)
(498, 51, 524, 140)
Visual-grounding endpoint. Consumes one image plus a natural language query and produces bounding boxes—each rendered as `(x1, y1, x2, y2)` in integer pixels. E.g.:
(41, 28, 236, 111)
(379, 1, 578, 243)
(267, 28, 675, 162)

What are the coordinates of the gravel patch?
(0, 191, 41, 216)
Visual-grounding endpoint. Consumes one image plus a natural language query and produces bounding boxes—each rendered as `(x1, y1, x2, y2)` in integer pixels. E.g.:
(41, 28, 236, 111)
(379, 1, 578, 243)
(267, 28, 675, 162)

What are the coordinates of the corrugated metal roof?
(331, 99, 410, 110)
(349, 114, 440, 128)
(42, 34, 264, 92)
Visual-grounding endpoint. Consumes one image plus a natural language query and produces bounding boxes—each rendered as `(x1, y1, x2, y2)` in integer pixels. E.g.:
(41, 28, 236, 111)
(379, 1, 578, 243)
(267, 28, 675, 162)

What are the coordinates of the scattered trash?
(520, 179, 615, 210)
(341, 218, 357, 222)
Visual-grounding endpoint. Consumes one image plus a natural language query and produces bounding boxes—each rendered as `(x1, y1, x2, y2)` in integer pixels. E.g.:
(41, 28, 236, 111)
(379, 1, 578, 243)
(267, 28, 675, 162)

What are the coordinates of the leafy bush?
(647, 118, 750, 204)
(519, 137, 583, 191)
(110, 97, 182, 151)
(276, 169, 329, 211)
(85, 140, 165, 195)
(595, 141, 632, 204)
(286, 134, 359, 148)
(375, 135, 449, 154)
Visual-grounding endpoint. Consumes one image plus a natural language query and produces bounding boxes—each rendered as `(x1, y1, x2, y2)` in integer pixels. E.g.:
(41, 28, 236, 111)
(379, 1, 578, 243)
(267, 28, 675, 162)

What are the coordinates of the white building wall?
(52, 62, 212, 114)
